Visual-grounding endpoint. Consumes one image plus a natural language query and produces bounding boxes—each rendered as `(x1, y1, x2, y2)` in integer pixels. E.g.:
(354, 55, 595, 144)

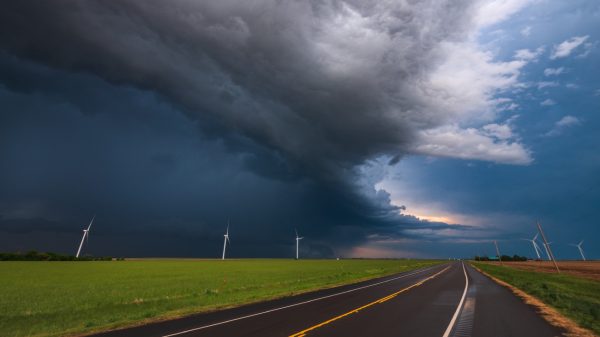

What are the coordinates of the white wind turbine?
(570, 240, 586, 261)
(76, 215, 95, 258)
(521, 233, 542, 260)
(542, 242, 553, 261)
(222, 223, 230, 260)
(295, 229, 303, 260)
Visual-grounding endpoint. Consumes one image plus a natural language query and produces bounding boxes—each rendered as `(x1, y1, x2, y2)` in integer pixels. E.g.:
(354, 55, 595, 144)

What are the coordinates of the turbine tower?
(521, 233, 541, 259)
(295, 229, 303, 260)
(75, 215, 95, 258)
(570, 240, 586, 261)
(494, 240, 503, 265)
(542, 242, 553, 261)
(222, 222, 230, 260)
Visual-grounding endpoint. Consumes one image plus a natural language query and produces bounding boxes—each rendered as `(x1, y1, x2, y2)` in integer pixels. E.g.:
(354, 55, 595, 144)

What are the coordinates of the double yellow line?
(289, 266, 450, 337)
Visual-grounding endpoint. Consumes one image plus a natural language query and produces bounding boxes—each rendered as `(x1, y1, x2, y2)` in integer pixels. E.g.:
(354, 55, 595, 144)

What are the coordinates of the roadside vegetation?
(473, 262, 600, 335)
(473, 254, 527, 261)
(0, 259, 440, 337)
(0, 251, 118, 261)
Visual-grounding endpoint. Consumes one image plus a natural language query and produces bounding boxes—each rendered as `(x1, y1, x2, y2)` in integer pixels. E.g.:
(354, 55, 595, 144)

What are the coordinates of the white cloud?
(401, 2, 542, 166)
(556, 116, 580, 127)
(595, 89, 600, 96)
(550, 35, 589, 59)
(537, 81, 559, 89)
(424, 42, 528, 126)
(577, 42, 594, 58)
(544, 115, 581, 137)
(514, 47, 544, 61)
(520, 26, 531, 37)
(473, 0, 536, 28)
(566, 83, 579, 89)
(543, 67, 565, 76)
(482, 123, 513, 139)
(540, 98, 556, 106)
(412, 124, 532, 165)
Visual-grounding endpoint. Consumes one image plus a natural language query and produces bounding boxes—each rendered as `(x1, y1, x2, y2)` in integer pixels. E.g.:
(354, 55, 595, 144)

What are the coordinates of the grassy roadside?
(0, 259, 440, 337)
(472, 262, 600, 335)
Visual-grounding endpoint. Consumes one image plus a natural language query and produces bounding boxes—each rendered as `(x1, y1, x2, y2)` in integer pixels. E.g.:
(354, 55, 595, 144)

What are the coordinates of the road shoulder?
(470, 263, 596, 337)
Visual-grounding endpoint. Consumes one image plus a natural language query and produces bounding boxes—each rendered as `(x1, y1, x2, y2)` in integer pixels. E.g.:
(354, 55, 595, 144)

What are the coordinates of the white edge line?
(442, 262, 469, 337)
(161, 264, 444, 337)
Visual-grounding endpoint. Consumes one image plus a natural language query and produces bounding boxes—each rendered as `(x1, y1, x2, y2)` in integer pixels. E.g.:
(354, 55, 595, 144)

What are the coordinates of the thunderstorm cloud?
(0, 0, 539, 257)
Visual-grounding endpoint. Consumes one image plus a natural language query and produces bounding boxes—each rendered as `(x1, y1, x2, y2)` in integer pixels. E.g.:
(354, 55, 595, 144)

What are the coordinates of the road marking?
(288, 266, 451, 337)
(161, 264, 444, 337)
(442, 262, 469, 337)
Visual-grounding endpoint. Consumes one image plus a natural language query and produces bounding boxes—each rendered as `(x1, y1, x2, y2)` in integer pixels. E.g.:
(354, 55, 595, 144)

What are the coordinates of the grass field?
(472, 262, 600, 335)
(0, 259, 440, 337)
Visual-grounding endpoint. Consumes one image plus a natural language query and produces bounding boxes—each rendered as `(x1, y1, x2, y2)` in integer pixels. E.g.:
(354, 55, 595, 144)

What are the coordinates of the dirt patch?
(483, 261, 600, 281)
(471, 265, 597, 337)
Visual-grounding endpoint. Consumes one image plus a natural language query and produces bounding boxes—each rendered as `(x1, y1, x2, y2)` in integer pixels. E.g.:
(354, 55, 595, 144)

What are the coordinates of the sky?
(0, 0, 598, 259)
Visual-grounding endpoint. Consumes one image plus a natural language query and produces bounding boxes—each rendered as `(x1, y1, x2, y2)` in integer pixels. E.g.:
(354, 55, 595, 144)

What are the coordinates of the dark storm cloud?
(0, 1, 478, 256)
(0, 0, 475, 169)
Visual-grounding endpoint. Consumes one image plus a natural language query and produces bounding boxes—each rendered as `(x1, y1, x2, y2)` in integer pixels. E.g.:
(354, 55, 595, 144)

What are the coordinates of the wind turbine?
(521, 233, 541, 259)
(494, 240, 503, 265)
(75, 215, 95, 258)
(542, 242, 553, 261)
(570, 240, 586, 261)
(222, 222, 230, 260)
(295, 229, 303, 260)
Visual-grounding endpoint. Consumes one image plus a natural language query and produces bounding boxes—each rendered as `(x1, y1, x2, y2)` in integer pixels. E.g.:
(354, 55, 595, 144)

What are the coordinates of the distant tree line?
(0, 251, 122, 261)
(474, 254, 528, 261)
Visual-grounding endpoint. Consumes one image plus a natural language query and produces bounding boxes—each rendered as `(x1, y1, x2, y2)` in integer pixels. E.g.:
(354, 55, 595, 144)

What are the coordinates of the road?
(93, 262, 564, 337)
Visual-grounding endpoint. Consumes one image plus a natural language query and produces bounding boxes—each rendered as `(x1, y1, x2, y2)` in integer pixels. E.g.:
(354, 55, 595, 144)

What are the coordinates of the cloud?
(543, 67, 565, 76)
(520, 26, 531, 37)
(540, 98, 556, 106)
(577, 42, 594, 58)
(544, 115, 581, 137)
(556, 115, 581, 127)
(0, 1, 537, 255)
(412, 124, 532, 165)
(473, 0, 536, 28)
(514, 47, 544, 61)
(537, 81, 559, 89)
(0, 1, 537, 168)
(482, 123, 514, 140)
(550, 35, 589, 59)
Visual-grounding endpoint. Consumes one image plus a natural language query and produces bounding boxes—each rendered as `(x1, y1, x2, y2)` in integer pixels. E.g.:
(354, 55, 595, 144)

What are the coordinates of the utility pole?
(494, 241, 503, 266)
(537, 221, 560, 273)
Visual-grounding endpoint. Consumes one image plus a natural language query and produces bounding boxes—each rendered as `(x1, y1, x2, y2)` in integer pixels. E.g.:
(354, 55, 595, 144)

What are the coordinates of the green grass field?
(0, 259, 439, 337)
(472, 262, 600, 335)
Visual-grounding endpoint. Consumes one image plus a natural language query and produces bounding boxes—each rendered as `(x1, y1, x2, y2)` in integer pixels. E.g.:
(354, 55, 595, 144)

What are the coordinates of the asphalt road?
(93, 262, 565, 337)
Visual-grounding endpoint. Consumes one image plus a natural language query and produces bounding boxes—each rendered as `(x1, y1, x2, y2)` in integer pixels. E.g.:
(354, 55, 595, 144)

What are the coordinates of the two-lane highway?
(93, 262, 565, 337)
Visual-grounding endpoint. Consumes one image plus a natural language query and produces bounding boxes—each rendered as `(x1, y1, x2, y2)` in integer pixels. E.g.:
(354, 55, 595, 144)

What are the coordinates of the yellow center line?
(288, 266, 450, 337)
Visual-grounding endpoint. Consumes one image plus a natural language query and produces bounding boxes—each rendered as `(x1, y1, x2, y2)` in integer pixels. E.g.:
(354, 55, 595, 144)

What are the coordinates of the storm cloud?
(0, 1, 531, 257)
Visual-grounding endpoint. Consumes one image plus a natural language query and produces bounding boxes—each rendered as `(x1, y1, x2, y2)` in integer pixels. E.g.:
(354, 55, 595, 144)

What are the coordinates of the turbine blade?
(87, 215, 95, 231)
